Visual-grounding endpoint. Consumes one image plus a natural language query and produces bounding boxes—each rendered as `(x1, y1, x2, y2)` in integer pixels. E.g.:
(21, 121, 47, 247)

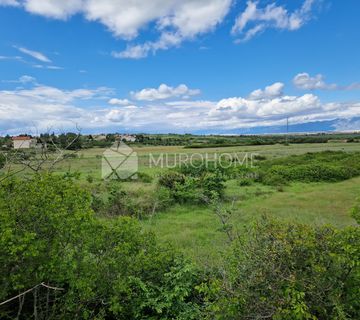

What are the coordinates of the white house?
(12, 136, 37, 149)
(119, 134, 137, 142)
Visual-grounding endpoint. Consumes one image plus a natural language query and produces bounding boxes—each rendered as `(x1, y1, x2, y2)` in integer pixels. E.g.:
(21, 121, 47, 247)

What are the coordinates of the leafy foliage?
(0, 174, 203, 319)
(158, 166, 226, 204)
(258, 151, 360, 185)
(204, 216, 360, 319)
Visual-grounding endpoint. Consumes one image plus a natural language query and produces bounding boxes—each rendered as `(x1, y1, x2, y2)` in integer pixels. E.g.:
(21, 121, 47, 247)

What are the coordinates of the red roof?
(12, 136, 31, 141)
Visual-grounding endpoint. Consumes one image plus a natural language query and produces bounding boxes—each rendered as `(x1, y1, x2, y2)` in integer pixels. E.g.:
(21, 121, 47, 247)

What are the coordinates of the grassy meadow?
(2, 140, 360, 318)
(4, 141, 357, 266)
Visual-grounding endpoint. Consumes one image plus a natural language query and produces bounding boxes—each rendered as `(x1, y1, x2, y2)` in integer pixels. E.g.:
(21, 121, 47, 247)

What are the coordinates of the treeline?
(0, 174, 359, 319)
(2, 132, 360, 151)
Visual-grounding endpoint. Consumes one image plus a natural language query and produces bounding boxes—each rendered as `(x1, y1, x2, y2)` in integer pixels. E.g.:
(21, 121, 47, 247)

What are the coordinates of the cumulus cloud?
(108, 98, 131, 106)
(215, 93, 320, 119)
(0, 0, 321, 58)
(1, 80, 360, 135)
(293, 72, 360, 91)
(293, 72, 337, 90)
(0, 83, 114, 134)
(113, 0, 231, 58)
(249, 82, 284, 100)
(14, 45, 51, 63)
(232, 0, 317, 42)
(23, 0, 83, 19)
(3, 0, 232, 59)
(131, 84, 201, 101)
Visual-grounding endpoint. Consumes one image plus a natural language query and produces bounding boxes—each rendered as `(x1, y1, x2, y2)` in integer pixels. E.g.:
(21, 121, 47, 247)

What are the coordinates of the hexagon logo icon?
(102, 141, 138, 180)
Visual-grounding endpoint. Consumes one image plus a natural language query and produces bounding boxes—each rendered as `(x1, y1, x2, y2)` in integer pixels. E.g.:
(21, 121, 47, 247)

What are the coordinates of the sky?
(0, 0, 360, 135)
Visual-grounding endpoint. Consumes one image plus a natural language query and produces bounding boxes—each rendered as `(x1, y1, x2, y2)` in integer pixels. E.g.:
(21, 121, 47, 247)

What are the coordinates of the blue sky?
(0, 0, 360, 135)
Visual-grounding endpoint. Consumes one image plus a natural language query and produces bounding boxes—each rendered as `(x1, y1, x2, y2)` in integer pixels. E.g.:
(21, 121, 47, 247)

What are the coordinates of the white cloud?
(1, 80, 360, 135)
(113, 32, 183, 59)
(4, 0, 232, 59)
(293, 72, 336, 90)
(0, 55, 23, 61)
(232, 0, 317, 42)
(0, 0, 19, 6)
(214, 93, 320, 119)
(131, 84, 201, 101)
(249, 82, 284, 100)
(293, 72, 360, 91)
(108, 98, 131, 106)
(19, 75, 36, 83)
(23, 0, 83, 19)
(2, 75, 37, 84)
(0, 0, 322, 58)
(14, 45, 51, 63)
(33, 64, 63, 70)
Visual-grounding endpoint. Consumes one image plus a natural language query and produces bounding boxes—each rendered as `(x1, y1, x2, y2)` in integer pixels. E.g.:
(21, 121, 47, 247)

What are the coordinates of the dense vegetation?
(0, 170, 359, 319)
(257, 151, 360, 185)
(0, 175, 203, 319)
(1, 143, 360, 319)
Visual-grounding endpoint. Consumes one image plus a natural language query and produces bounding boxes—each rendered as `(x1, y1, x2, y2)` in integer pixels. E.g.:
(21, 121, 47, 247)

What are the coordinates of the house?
(93, 134, 107, 141)
(12, 136, 37, 149)
(119, 134, 137, 142)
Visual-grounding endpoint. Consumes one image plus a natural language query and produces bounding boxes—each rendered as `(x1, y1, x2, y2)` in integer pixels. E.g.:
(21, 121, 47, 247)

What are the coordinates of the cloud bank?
(1, 78, 359, 135)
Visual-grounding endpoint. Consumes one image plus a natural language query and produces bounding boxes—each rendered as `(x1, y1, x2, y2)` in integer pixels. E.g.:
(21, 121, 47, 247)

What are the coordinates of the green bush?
(158, 171, 186, 190)
(204, 216, 360, 319)
(201, 171, 226, 199)
(158, 169, 226, 203)
(258, 152, 360, 185)
(0, 174, 204, 319)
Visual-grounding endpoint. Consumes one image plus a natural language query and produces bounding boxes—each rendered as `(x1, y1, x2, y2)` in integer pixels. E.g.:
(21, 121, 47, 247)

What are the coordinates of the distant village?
(1, 134, 138, 150)
(1, 132, 359, 151)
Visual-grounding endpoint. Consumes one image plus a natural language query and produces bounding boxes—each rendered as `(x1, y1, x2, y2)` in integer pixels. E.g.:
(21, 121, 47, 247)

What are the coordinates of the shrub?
(0, 174, 204, 319)
(201, 171, 226, 199)
(204, 216, 360, 319)
(158, 171, 186, 190)
(258, 152, 360, 185)
(158, 169, 226, 204)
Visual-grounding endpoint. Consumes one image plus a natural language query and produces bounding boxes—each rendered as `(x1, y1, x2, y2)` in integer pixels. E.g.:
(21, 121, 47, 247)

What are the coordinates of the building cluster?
(92, 134, 137, 142)
(6, 134, 137, 149)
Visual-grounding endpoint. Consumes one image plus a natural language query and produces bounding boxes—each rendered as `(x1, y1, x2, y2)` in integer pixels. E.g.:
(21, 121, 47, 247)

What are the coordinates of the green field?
(4, 141, 357, 266)
(50, 141, 360, 176)
(2, 141, 360, 318)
